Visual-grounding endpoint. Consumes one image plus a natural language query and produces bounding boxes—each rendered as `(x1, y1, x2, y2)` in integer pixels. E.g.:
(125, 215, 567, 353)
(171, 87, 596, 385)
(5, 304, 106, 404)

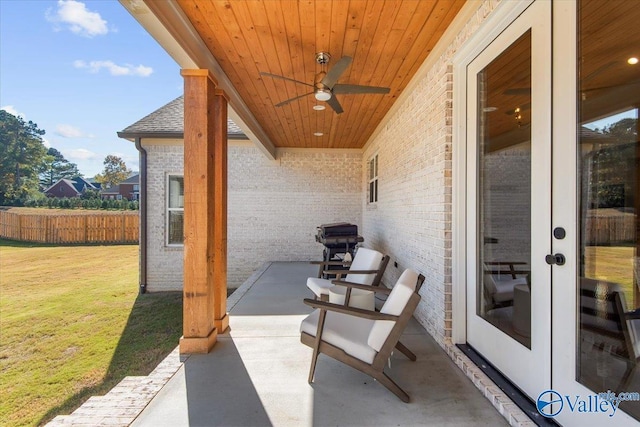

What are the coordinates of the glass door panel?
(577, 0, 640, 420)
(477, 31, 532, 349)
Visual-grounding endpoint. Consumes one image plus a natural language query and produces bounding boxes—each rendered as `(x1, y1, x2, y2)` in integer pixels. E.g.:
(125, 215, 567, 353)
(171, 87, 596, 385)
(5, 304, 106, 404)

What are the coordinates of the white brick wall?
(145, 142, 184, 291)
(361, 0, 501, 346)
(143, 140, 362, 291)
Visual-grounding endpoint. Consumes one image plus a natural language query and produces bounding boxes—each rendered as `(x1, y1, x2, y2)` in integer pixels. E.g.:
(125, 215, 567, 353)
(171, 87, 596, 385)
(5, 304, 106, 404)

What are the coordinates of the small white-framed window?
(167, 175, 184, 245)
(368, 154, 378, 204)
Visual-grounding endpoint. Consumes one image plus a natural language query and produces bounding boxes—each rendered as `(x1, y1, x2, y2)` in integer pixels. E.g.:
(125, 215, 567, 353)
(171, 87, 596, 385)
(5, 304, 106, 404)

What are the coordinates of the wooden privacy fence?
(584, 211, 636, 245)
(0, 210, 139, 244)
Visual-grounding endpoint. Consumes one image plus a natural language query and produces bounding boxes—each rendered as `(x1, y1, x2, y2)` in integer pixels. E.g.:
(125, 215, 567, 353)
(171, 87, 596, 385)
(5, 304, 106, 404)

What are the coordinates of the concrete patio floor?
(129, 261, 520, 427)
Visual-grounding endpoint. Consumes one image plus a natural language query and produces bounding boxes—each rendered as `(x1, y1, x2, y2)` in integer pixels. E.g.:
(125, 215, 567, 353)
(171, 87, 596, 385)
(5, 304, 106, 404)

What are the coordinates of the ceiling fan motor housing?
(315, 52, 331, 65)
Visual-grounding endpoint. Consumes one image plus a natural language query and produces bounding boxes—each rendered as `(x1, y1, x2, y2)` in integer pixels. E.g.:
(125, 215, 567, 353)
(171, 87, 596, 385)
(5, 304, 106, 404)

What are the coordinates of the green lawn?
(584, 245, 637, 307)
(0, 239, 182, 426)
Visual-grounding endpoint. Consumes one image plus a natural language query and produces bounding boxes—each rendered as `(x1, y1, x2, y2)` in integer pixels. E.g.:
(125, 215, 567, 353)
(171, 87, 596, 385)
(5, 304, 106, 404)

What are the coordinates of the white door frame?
(464, 0, 552, 399)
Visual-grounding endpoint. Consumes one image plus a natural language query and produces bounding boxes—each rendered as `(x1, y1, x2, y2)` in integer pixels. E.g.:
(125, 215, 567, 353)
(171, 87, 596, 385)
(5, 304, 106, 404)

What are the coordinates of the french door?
(551, 1, 639, 425)
(465, 0, 552, 400)
(462, 1, 640, 424)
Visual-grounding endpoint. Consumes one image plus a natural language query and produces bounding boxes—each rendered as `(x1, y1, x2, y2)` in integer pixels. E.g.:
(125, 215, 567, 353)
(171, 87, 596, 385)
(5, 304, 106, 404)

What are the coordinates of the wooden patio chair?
(307, 247, 390, 301)
(580, 278, 640, 391)
(483, 261, 529, 308)
(300, 269, 425, 402)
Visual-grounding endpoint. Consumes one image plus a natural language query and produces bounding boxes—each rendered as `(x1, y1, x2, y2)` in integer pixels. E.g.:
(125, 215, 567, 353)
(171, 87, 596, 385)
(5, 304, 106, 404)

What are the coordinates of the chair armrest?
(322, 268, 376, 277)
(485, 270, 530, 276)
(626, 308, 640, 320)
(322, 268, 350, 275)
(310, 260, 352, 266)
(485, 261, 528, 266)
(330, 280, 392, 295)
(337, 269, 379, 275)
(303, 298, 398, 321)
(311, 260, 351, 278)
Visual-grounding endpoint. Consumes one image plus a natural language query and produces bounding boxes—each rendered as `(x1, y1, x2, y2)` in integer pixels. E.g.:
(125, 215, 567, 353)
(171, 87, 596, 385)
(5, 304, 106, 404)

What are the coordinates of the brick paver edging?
(46, 347, 183, 426)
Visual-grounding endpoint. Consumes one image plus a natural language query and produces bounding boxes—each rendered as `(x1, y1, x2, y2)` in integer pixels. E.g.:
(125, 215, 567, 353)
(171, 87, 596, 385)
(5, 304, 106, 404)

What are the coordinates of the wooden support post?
(213, 89, 229, 333)
(179, 69, 225, 354)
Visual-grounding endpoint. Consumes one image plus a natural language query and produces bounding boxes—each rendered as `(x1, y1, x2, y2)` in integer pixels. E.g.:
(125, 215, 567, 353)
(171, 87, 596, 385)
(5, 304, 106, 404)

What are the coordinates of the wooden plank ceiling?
(174, 0, 465, 149)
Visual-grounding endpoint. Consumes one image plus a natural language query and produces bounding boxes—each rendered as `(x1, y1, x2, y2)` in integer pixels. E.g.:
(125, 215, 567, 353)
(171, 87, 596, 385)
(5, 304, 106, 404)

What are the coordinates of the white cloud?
(46, 0, 108, 38)
(1, 105, 25, 118)
(73, 60, 153, 77)
(55, 124, 94, 138)
(42, 138, 52, 149)
(65, 148, 98, 161)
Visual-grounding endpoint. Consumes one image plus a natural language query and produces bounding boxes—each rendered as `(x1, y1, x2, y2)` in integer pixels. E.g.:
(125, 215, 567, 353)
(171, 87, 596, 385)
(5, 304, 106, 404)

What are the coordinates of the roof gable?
(44, 176, 94, 194)
(118, 96, 246, 139)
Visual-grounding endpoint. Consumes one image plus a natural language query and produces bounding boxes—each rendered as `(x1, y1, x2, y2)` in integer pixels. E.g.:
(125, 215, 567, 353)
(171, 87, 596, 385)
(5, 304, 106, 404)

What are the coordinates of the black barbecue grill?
(315, 223, 363, 276)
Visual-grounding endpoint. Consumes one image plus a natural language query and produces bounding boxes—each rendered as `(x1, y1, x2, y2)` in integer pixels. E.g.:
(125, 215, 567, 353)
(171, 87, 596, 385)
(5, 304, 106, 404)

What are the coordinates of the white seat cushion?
(491, 277, 527, 303)
(306, 247, 384, 298)
(300, 310, 377, 363)
(344, 248, 383, 285)
(306, 277, 332, 296)
(368, 269, 418, 351)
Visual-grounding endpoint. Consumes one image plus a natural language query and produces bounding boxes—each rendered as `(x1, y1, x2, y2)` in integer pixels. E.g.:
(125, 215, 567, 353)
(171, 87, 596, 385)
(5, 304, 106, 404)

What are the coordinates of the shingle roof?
(117, 96, 246, 139)
(101, 185, 120, 194)
(120, 174, 140, 184)
(71, 176, 97, 192)
(43, 176, 96, 194)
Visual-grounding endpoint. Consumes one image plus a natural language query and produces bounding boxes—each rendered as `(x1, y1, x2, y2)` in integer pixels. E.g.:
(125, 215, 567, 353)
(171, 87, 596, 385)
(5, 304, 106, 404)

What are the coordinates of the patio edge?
(45, 265, 273, 426)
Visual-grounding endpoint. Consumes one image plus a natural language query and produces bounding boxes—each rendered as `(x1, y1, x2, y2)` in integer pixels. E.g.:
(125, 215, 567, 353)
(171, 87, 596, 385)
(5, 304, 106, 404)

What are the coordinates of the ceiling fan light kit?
(260, 52, 391, 114)
(314, 88, 332, 101)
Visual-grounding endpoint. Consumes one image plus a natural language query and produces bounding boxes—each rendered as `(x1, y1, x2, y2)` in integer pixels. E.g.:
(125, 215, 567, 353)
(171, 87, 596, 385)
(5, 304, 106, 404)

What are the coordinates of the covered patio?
(51, 262, 533, 426)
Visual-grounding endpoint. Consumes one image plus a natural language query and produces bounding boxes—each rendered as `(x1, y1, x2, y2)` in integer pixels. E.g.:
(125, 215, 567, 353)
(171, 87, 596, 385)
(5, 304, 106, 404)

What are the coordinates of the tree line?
(0, 110, 133, 207)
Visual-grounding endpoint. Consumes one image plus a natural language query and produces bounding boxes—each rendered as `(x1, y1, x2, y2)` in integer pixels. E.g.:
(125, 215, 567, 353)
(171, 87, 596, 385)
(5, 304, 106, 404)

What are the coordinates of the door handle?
(545, 253, 566, 266)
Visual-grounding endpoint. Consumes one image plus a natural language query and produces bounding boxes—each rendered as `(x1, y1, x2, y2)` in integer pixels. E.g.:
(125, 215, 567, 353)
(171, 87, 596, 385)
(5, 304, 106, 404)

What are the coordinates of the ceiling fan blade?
(275, 92, 314, 107)
(326, 96, 344, 114)
(321, 56, 352, 89)
(332, 84, 390, 94)
(260, 72, 314, 88)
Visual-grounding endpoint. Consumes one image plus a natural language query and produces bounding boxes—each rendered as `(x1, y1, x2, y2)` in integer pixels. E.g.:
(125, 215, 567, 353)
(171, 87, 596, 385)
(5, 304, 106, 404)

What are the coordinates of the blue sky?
(0, 0, 182, 177)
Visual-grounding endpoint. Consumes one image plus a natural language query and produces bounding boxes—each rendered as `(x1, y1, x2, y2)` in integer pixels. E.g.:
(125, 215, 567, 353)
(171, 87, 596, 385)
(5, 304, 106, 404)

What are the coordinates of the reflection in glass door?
(477, 31, 532, 349)
(577, 0, 640, 421)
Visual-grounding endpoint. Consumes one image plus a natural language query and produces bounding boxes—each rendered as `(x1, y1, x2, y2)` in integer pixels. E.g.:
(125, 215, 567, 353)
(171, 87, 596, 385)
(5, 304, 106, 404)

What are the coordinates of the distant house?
(44, 176, 97, 198)
(100, 174, 140, 201)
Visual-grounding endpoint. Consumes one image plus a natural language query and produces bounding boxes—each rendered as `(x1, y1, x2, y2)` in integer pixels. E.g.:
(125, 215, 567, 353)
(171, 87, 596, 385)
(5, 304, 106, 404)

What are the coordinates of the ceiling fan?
(260, 52, 390, 114)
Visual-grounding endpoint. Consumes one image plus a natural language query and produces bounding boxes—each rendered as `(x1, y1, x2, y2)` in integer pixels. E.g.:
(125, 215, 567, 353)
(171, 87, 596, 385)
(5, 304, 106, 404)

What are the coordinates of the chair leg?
(394, 341, 416, 361)
(309, 309, 327, 383)
(617, 361, 637, 391)
(373, 371, 410, 403)
(308, 348, 320, 384)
